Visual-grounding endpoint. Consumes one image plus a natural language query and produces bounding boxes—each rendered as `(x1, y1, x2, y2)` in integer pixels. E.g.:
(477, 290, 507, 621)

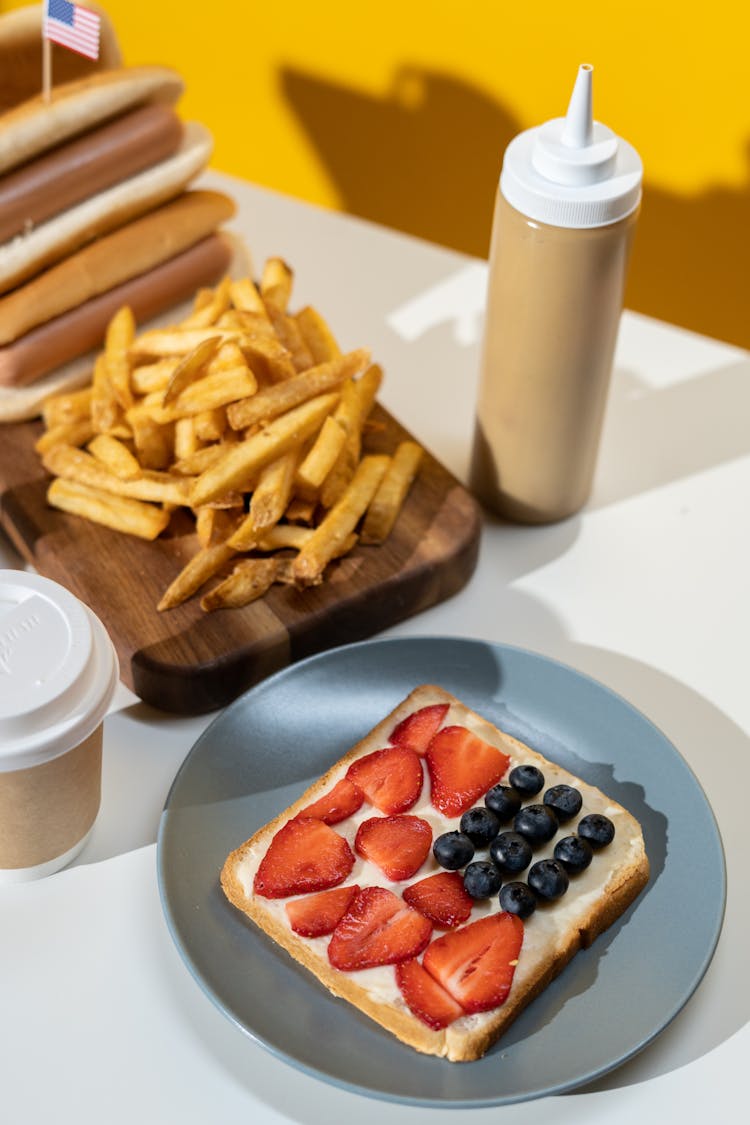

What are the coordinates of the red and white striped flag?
(43, 0, 101, 61)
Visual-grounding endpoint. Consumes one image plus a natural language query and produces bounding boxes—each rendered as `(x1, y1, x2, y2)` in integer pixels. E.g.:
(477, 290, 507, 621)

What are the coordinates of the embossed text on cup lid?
(0, 571, 118, 768)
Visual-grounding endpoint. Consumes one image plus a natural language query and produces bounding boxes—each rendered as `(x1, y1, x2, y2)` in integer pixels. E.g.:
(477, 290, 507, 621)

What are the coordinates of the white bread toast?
(221, 685, 649, 1062)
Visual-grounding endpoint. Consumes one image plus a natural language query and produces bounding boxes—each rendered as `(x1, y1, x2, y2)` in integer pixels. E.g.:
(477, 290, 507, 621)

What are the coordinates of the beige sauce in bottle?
(471, 195, 638, 522)
(469, 65, 642, 523)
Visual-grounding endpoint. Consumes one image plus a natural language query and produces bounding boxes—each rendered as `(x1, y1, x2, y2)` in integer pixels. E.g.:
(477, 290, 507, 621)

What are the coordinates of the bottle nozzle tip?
(561, 64, 594, 149)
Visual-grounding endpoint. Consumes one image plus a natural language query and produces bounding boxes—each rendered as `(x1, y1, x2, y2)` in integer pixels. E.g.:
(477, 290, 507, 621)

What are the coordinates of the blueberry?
(460, 806, 500, 846)
(489, 831, 533, 874)
(484, 784, 522, 822)
(508, 764, 544, 796)
(463, 861, 503, 899)
(578, 813, 615, 848)
(528, 858, 570, 901)
(543, 784, 583, 822)
(432, 830, 475, 870)
(513, 803, 558, 844)
(499, 881, 537, 919)
(553, 834, 593, 873)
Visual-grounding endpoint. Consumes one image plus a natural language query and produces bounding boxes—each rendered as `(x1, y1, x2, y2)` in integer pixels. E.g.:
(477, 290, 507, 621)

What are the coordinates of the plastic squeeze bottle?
(469, 64, 642, 522)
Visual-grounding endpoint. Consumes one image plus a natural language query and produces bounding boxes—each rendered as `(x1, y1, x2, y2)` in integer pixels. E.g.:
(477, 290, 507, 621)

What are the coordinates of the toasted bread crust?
(221, 685, 650, 1061)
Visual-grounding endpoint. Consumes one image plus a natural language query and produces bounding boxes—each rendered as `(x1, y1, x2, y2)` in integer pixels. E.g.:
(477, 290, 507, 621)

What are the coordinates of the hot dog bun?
(0, 3, 121, 114)
(0, 102, 184, 244)
(0, 231, 251, 421)
(0, 121, 213, 294)
(0, 64, 184, 176)
(0, 190, 236, 345)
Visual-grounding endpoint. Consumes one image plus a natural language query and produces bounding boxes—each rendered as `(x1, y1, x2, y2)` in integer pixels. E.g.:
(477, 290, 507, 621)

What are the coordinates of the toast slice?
(221, 685, 649, 1062)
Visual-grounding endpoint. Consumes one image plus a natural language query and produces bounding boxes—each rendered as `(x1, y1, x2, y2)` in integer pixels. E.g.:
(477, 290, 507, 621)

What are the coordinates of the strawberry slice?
(355, 814, 432, 880)
(346, 745, 423, 814)
(390, 704, 449, 756)
(297, 777, 364, 825)
(426, 725, 510, 817)
(253, 817, 354, 899)
(396, 958, 466, 1029)
(402, 871, 473, 929)
(328, 886, 432, 971)
(422, 913, 524, 1014)
(285, 884, 360, 937)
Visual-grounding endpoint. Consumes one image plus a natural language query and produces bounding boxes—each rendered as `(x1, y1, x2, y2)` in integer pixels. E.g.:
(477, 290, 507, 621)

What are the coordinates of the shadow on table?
(280, 64, 750, 351)
(592, 354, 750, 510)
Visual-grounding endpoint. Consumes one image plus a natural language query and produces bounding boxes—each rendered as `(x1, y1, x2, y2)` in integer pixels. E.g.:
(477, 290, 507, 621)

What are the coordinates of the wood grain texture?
(0, 404, 481, 714)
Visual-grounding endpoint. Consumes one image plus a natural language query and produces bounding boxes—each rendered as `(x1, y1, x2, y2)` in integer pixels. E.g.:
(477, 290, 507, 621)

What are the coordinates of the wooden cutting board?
(0, 404, 481, 714)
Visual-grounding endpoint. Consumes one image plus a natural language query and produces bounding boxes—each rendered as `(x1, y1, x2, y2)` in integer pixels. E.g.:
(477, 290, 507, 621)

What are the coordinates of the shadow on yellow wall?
(281, 66, 750, 350)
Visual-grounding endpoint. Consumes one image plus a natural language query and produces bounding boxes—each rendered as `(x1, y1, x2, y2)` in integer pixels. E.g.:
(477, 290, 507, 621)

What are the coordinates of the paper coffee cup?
(0, 571, 118, 882)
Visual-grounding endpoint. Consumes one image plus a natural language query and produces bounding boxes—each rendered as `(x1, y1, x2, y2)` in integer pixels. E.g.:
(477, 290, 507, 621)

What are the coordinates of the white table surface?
(1, 173, 748, 1124)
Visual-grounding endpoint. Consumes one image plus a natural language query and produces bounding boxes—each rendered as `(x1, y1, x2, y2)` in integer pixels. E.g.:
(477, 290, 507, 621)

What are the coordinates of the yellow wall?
(4, 0, 749, 347)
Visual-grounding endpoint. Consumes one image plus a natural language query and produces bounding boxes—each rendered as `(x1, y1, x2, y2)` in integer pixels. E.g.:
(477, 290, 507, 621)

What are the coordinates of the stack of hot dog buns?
(0, 8, 243, 420)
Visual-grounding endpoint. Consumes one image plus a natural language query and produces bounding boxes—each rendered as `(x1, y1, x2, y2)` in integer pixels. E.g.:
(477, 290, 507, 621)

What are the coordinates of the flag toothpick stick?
(42, 33, 52, 104)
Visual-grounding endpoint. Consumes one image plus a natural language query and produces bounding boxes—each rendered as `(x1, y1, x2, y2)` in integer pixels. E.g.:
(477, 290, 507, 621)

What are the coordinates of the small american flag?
(43, 0, 101, 61)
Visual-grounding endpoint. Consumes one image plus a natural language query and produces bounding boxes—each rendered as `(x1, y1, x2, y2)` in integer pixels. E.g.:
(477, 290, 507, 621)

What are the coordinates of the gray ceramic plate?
(157, 637, 725, 1107)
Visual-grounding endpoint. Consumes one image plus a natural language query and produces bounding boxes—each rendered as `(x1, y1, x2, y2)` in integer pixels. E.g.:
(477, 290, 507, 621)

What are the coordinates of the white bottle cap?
(500, 64, 642, 228)
(0, 571, 118, 769)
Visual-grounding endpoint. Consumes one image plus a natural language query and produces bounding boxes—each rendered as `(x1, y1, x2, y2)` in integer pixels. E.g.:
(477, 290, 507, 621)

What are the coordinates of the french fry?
(200, 558, 281, 612)
(218, 309, 275, 337)
(208, 340, 249, 374)
(35, 418, 95, 454)
(157, 542, 237, 611)
(252, 525, 357, 558)
(295, 415, 347, 496)
(171, 364, 257, 417)
(90, 352, 120, 434)
(42, 387, 93, 429)
(191, 286, 215, 314)
(196, 490, 246, 510)
(360, 441, 423, 544)
(180, 276, 232, 328)
(295, 305, 341, 364)
(229, 277, 268, 317)
(130, 359, 178, 396)
(87, 433, 142, 480)
(162, 336, 222, 405)
(42, 444, 192, 506)
(226, 349, 368, 431)
(255, 524, 314, 551)
(173, 416, 200, 462)
(171, 443, 228, 477)
(127, 407, 173, 470)
(266, 306, 315, 372)
(47, 478, 170, 540)
(237, 333, 297, 384)
(228, 450, 300, 549)
(193, 407, 226, 443)
(104, 305, 135, 410)
(191, 391, 339, 508)
(260, 257, 293, 312)
(292, 454, 390, 585)
(284, 497, 317, 524)
(195, 507, 241, 548)
(320, 364, 383, 508)
(131, 327, 239, 358)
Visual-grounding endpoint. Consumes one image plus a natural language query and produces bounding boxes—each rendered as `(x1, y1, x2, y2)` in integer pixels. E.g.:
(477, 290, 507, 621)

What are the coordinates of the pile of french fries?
(36, 259, 423, 613)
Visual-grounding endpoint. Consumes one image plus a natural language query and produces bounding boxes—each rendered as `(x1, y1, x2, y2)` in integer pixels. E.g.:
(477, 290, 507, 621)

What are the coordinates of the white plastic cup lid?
(0, 571, 119, 769)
